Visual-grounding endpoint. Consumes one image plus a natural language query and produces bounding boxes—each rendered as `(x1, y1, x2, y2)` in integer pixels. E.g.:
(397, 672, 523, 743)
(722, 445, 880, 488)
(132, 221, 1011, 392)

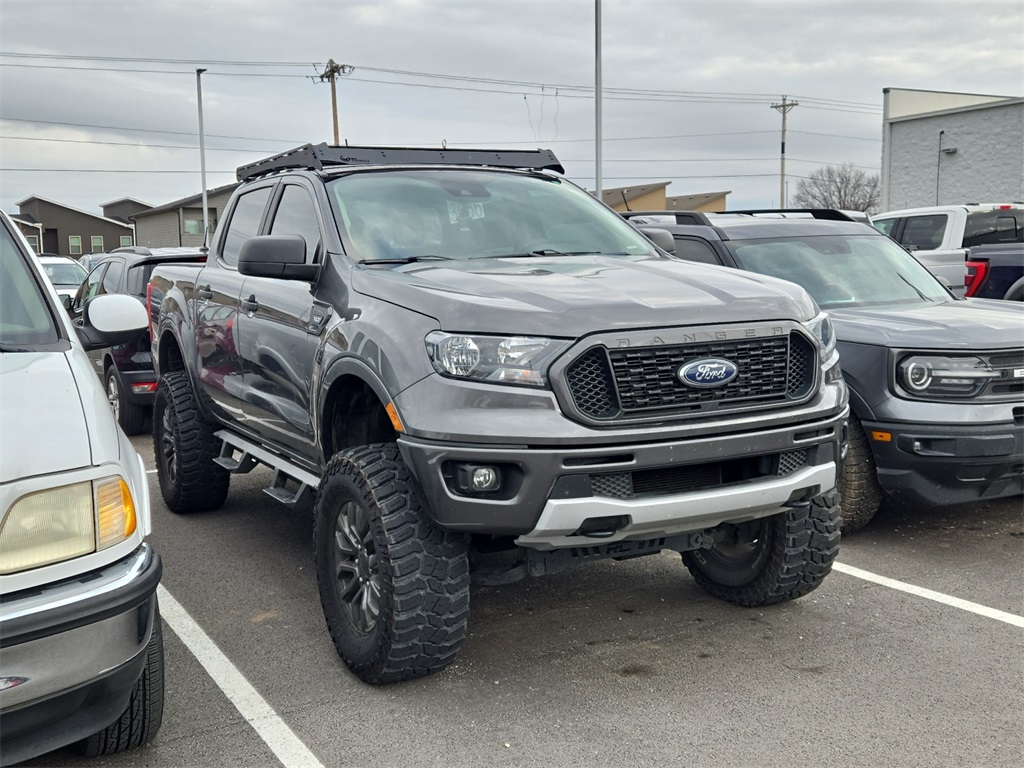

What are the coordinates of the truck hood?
(353, 255, 817, 335)
(0, 349, 114, 483)
(829, 298, 1024, 349)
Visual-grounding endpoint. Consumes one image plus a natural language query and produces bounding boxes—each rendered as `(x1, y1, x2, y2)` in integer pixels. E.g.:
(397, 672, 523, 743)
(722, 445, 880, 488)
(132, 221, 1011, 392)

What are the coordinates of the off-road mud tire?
(838, 415, 884, 532)
(152, 370, 229, 513)
(682, 490, 842, 606)
(77, 602, 165, 756)
(314, 443, 470, 685)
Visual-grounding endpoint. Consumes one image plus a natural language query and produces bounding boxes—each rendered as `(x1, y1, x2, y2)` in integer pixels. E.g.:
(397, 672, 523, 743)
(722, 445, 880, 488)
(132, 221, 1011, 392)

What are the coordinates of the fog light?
(455, 464, 502, 494)
(471, 466, 499, 492)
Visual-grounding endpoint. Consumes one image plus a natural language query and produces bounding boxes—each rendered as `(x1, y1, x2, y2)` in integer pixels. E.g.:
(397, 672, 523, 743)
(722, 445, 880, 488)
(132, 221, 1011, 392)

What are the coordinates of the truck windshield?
(726, 233, 952, 309)
(0, 225, 61, 349)
(327, 169, 658, 263)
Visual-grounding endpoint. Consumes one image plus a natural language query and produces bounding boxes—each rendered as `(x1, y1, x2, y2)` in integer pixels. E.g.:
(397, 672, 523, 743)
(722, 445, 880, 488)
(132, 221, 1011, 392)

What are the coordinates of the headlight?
(896, 355, 1000, 399)
(0, 476, 137, 575)
(426, 332, 569, 387)
(804, 312, 837, 358)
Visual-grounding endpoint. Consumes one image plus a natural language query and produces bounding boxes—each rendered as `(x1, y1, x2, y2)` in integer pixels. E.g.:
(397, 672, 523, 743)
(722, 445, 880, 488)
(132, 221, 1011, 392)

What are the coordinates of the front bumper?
(0, 544, 162, 765)
(864, 417, 1024, 506)
(400, 406, 847, 546)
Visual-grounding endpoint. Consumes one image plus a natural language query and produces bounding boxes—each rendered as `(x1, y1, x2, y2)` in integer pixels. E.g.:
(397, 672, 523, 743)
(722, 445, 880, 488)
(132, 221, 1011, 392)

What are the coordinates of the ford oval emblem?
(678, 358, 739, 388)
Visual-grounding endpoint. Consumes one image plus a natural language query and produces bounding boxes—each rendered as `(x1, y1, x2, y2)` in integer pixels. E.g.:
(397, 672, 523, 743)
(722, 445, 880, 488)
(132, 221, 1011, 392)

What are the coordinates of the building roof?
(132, 183, 239, 218)
(15, 195, 134, 229)
(596, 182, 670, 207)
(666, 191, 731, 209)
(100, 197, 154, 208)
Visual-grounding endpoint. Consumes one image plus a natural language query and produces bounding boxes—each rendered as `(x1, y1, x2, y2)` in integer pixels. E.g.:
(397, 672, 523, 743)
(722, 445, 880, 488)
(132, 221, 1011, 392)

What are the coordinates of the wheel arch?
(319, 358, 398, 460)
(1002, 275, 1024, 301)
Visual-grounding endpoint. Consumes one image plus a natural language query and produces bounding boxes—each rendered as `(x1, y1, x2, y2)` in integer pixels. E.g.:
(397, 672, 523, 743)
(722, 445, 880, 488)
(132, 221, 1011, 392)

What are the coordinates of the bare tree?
(792, 163, 880, 213)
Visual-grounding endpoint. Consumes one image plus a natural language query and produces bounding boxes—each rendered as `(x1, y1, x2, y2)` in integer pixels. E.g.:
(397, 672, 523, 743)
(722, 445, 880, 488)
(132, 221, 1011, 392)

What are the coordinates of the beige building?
(598, 183, 730, 213)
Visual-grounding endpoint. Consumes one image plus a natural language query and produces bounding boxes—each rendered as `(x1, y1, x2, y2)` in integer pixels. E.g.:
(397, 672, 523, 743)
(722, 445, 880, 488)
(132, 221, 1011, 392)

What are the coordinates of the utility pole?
(771, 96, 798, 206)
(317, 59, 354, 145)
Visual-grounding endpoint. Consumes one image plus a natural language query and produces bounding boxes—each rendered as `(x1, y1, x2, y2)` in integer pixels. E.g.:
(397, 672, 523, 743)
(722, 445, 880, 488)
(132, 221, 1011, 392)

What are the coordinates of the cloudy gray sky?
(1, 0, 1022, 216)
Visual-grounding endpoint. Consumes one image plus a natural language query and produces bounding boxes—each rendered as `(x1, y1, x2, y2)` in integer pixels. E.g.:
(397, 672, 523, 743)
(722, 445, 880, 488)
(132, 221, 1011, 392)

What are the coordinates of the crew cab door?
(195, 184, 274, 425)
(236, 181, 324, 459)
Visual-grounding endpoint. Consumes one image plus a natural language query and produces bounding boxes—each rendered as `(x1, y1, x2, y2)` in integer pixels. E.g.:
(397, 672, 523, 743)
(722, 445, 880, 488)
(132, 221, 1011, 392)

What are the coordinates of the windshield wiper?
(358, 255, 453, 265)
(499, 249, 631, 258)
(897, 272, 930, 301)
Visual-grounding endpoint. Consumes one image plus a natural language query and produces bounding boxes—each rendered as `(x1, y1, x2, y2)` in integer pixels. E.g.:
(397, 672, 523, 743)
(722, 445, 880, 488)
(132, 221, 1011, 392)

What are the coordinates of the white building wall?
(881, 100, 1024, 211)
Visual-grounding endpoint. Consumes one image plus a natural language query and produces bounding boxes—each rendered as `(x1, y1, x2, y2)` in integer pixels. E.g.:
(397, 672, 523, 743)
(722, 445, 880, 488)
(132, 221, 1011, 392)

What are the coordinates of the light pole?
(196, 68, 209, 245)
(594, 0, 603, 200)
(935, 130, 957, 205)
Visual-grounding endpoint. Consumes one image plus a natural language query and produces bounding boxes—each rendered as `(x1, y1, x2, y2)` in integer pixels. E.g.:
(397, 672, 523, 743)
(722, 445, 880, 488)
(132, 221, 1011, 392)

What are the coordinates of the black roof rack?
(237, 142, 564, 182)
(619, 210, 715, 225)
(723, 208, 856, 221)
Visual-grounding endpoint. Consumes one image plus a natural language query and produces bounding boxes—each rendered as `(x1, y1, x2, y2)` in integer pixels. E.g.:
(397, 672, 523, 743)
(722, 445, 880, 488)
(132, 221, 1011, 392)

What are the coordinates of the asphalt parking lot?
(23, 433, 1023, 768)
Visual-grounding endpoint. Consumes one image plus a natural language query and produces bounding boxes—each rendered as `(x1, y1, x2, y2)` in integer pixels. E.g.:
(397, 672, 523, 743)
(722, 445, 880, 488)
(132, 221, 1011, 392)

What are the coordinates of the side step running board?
(213, 430, 320, 507)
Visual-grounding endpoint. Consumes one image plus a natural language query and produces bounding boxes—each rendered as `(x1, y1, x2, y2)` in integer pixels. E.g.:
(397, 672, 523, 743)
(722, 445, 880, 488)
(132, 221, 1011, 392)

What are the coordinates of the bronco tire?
(314, 443, 470, 685)
(78, 602, 165, 756)
(682, 490, 841, 606)
(152, 370, 229, 513)
(107, 366, 147, 436)
(838, 415, 884, 532)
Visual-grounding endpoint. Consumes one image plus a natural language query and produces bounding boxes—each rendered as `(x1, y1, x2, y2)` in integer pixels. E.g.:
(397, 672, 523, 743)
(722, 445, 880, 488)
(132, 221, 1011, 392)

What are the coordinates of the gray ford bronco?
(148, 144, 848, 684)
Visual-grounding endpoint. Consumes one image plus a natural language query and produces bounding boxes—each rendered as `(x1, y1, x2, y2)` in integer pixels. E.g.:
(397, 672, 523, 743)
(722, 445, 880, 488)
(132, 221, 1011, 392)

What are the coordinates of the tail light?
(964, 260, 988, 297)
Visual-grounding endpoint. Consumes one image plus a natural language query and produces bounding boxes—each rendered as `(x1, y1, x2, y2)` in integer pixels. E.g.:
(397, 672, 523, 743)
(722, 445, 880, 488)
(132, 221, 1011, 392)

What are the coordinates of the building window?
(183, 207, 216, 236)
(26, 234, 39, 252)
(120, 235, 133, 247)
(69, 235, 82, 255)
(91, 235, 104, 253)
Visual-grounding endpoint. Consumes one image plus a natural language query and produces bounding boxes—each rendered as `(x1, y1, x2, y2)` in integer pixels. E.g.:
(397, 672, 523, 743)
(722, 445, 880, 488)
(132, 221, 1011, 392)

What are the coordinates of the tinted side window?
(899, 215, 948, 251)
(871, 217, 898, 236)
(221, 187, 273, 267)
(269, 184, 322, 263)
(72, 263, 107, 314)
(671, 237, 723, 265)
(127, 264, 149, 297)
(101, 259, 124, 294)
(963, 210, 1023, 247)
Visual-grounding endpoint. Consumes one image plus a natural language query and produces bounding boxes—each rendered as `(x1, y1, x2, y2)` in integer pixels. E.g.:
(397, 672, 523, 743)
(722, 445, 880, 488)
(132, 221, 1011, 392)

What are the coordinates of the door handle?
(240, 294, 259, 313)
(197, 285, 213, 301)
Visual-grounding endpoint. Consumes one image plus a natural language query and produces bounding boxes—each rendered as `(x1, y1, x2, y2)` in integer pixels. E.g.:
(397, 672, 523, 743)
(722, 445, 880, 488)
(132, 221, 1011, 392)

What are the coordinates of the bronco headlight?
(804, 312, 836, 358)
(425, 332, 569, 387)
(896, 355, 1000, 399)
(0, 476, 137, 575)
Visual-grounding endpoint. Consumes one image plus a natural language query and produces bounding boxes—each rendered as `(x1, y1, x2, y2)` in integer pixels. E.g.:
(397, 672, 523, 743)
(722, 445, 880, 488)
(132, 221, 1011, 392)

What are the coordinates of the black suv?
(626, 210, 1024, 530)
(71, 246, 206, 434)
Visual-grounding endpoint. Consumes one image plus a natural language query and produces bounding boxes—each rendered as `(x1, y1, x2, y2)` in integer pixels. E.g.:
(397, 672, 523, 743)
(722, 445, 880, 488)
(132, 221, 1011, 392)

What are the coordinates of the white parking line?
(833, 561, 1024, 628)
(156, 585, 326, 768)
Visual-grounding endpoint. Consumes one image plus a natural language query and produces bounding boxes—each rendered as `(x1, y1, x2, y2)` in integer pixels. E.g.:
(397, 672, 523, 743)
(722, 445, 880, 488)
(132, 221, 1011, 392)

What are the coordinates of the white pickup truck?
(871, 204, 1024, 296)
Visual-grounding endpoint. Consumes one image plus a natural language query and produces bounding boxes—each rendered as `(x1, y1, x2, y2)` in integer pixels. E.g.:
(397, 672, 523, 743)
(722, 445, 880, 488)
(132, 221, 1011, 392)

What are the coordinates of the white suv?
(0, 212, 164, 763)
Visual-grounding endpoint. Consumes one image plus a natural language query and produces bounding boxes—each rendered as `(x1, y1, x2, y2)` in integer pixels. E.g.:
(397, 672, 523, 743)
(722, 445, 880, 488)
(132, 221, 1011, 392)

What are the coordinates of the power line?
(0, 51, 883, 112)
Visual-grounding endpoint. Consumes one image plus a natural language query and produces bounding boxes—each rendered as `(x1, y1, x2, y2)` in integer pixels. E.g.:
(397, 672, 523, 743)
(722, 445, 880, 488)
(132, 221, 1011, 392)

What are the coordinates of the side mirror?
(238, 235, 320, 281)
(76, 294, 148, 351)
(639, 227, 676, 255)
(60, 294, 72, 311)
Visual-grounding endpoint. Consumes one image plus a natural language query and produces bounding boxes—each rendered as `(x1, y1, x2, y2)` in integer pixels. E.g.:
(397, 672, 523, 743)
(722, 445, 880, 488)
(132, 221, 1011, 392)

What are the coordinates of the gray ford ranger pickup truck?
(147, 144, 848, 684)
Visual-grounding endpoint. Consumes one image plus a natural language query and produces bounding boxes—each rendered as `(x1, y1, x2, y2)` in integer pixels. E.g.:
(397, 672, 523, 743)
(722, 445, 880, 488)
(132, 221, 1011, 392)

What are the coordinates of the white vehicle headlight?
(0, 476, 138, 575)
(804, 312, 836, 358)
(426, 332, 569, 387)
(896, 355, 1000, 399)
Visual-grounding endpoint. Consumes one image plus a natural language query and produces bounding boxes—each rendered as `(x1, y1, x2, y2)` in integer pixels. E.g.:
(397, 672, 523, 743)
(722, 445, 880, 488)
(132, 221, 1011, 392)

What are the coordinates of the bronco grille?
(565, 333, 816, 421)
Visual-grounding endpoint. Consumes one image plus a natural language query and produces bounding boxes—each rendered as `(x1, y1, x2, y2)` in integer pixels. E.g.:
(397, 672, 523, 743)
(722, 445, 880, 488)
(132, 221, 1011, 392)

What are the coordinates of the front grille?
(565, 333, 816, 421)
(589, 449, 810, 499)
